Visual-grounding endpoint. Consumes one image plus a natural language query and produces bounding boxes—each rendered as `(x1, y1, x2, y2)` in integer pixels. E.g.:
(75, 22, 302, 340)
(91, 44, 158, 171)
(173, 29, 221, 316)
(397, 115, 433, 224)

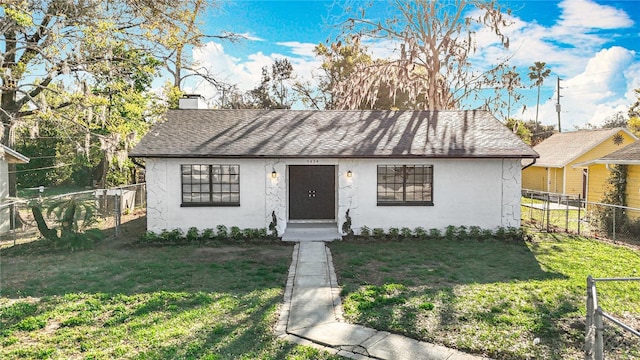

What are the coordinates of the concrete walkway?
(276, 241, 492, 360)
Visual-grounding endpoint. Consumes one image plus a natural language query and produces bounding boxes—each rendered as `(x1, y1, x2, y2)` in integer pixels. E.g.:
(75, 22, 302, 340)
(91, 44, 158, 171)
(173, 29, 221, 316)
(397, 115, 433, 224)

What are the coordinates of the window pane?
(181, 164, 240, 205)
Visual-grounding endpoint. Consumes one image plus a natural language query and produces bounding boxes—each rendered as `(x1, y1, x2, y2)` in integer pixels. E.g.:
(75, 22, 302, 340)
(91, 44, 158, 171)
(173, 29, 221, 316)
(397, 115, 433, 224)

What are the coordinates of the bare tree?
(332, 0, 512, 110)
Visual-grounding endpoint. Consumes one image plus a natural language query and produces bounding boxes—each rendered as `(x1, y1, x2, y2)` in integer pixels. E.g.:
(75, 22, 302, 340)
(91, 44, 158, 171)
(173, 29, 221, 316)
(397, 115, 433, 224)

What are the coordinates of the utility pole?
(556, 77, 562, 133)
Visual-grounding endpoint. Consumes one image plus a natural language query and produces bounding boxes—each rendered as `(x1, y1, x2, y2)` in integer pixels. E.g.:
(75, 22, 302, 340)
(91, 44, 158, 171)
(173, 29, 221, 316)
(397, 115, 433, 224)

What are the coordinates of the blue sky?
(182, 0, 640, 130)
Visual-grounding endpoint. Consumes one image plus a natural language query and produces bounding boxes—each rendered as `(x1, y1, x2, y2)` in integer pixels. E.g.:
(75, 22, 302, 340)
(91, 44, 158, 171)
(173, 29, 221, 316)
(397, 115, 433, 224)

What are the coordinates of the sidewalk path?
(276, 241, 492, 360)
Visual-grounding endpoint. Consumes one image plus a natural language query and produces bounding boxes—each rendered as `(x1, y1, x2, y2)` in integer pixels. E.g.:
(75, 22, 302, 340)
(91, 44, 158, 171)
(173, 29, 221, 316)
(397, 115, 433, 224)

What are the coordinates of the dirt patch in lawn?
(190, 246, 293, 263)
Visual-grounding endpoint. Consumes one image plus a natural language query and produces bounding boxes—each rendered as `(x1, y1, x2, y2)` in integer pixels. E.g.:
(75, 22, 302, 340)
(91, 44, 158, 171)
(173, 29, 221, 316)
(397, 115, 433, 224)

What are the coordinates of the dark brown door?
(289, 165, 335, 220)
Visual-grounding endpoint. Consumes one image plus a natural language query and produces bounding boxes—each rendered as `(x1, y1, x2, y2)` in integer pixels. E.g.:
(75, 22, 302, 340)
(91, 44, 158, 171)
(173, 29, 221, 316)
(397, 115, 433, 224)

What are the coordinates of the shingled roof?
(579, 140, 640, 165)
(130, 109, 537, 159)
(532, 128, 636, 168)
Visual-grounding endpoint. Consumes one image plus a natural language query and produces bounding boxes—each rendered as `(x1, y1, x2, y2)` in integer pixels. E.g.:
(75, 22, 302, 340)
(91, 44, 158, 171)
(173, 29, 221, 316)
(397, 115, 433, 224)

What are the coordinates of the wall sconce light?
(271, 170, 277, 178)
(347, 170, 353, 178)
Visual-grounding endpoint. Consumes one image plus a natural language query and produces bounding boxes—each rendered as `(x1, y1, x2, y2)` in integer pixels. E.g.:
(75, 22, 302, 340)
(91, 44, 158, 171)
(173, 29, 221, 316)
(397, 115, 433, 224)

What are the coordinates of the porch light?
(271, 170, 277, 178)
(347, 170, 353, 178)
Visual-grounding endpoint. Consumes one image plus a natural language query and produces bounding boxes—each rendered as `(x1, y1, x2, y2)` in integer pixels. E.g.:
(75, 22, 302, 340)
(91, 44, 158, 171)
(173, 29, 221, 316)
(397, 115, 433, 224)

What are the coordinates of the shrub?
(494, 226, 506, 241)
(139, 231, 159, 243)
(445, 225, 456, 240)
(167, 229, 183, 242)
(186, 227, 200, 242)
(481, 229, 494, 241)
(400, 227, 413, 239)
(216, 225, 228, 240)
(456, 226, 468, 240)
(230, 226, 243, 240)
(360, 226, 371, 240)
(414, 227, 427, 239)
(468, 226, 482, 241)
(269, 211, 278, 238)
(373, 228, 385, 239)
(342, 209, 354, 236)
(201, 228, 215, 240)
(388, 227, 400, 240)
(257, 228, 268, 238)
(429, 228, 442, 239)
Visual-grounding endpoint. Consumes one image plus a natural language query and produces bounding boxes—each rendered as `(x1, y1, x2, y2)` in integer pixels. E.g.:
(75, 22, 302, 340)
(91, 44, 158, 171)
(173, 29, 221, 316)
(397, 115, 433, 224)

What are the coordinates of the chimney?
(178, 94, 208, 109)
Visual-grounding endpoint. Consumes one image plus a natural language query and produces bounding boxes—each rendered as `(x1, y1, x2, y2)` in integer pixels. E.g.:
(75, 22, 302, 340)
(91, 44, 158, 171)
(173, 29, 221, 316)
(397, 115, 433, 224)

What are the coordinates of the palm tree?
(528, 61, 551, 132)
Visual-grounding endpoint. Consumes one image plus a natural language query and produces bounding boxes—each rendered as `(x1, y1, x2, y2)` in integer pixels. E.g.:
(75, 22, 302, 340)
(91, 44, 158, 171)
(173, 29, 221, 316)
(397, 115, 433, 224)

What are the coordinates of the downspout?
(521, 158, 537, 170)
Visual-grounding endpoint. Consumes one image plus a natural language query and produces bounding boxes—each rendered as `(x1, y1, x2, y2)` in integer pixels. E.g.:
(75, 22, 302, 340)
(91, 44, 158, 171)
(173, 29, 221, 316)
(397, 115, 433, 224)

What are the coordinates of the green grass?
(330, 234, 640, 360)
(1, 232, 340, 359)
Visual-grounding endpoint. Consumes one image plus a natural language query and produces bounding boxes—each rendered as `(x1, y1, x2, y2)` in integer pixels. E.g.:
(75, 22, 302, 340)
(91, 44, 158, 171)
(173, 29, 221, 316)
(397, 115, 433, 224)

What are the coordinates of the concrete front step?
(281, 222, 342, 241)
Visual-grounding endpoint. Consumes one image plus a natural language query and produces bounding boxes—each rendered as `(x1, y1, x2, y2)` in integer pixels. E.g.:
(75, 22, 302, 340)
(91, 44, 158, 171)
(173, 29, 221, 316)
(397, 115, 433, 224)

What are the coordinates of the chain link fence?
(0, 183, 146, 247)
(585, 276, 640, 360)
(521, 189, 640, 247)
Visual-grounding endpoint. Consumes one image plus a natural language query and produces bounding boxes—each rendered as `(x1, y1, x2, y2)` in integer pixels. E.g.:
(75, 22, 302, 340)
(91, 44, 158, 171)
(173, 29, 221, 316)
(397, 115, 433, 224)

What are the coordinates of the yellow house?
(522, 128, 637, 197)
(576, 140, 640, 219)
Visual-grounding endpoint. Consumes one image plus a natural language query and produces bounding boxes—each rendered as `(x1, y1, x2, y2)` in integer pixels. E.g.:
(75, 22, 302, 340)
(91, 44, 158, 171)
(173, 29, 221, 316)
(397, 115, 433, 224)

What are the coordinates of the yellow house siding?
(552, 168, 563, 193)
(568, 130, 636, 196)
(522, 166, 547, 191)
(626, 165, 640, 219)
(586, 164, 609, 203)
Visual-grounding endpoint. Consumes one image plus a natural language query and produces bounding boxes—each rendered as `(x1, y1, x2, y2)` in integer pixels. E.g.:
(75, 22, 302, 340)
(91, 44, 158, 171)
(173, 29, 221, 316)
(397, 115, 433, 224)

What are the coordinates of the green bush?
(373, 228, 385, 238)
(230, 226, 243, 240)
(414, 227, 427, 239)
(429, 228, 442, 239)
(388, 227, 400, 240)
(360, 226, 371, 240)
(445, 226, 456, 240)
(400, 227, 413, 239)
(201, 228, 215, 240)
(216, 225, 228, 240)
(186, 227, 200, 242)
(468, 226, 482, 241)
(456, 226, 467, 240)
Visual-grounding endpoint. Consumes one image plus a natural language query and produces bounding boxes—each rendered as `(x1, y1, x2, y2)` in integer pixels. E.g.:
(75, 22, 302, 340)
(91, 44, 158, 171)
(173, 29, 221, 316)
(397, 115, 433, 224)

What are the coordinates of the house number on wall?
(306, 159, 319, 164)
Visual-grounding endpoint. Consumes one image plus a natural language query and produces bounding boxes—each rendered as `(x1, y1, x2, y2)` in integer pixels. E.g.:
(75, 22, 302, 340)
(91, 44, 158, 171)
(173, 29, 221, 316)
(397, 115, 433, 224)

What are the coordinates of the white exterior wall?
(144, 157, 522, 234)
(0, 160, 9, 234)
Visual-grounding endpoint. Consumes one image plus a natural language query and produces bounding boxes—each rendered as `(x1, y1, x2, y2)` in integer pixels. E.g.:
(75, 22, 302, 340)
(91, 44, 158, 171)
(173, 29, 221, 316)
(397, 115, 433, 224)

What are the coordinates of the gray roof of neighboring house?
(130, 109, 538, 159)
(591, 140, 640, 165)
(0, 144, 29, 164)
(531, 128, 636, 168)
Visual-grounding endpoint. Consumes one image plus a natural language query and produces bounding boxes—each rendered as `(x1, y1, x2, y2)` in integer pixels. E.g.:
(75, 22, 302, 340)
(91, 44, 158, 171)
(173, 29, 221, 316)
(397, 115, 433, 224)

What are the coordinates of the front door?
(289, 165, 335, 220)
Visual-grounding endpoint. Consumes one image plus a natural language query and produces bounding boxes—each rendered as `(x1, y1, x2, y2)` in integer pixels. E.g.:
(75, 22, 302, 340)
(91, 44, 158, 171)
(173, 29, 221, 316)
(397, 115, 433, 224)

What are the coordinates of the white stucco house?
(1, 144, 29, 234)
(130, 104, 538, 238)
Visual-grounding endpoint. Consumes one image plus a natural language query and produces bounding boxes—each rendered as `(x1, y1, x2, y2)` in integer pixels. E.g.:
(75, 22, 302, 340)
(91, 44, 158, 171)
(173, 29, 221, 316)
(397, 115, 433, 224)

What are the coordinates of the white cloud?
(558, 0, 634, 29)
(186, 41, 323, 107)
(519, 47, 637, 129)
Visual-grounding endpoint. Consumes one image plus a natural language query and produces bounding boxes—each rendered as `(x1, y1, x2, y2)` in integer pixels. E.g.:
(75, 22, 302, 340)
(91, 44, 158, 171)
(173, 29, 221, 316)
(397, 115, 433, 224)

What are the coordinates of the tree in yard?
(627, 88, 640, 136)
(528, 61, 551, 130)
(148, 0, 243, 109)
(330, 0, 512, 110)
(294, 38, 372, 110)
(500, 67, 524, 122)
(505, 118, 532, 145)
(248, 58, 297, 109)
(0, 0, 209, 194)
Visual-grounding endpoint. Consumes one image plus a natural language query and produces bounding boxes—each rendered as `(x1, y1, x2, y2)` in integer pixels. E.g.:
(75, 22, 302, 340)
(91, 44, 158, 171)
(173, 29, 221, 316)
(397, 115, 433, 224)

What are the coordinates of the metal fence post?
(595, 306, 604, 360)
(578, 194, 582, 235)
(586, 276, 594, 360)
(546, 193, 551, 232)
(612, 207, 616, 241)
(565, 197, 570, 232)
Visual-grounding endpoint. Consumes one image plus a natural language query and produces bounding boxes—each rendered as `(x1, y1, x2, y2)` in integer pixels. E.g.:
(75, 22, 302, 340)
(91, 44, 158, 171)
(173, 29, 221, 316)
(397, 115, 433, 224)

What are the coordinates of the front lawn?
(0, 227, 340, 359)
(330, 234, 640, 359)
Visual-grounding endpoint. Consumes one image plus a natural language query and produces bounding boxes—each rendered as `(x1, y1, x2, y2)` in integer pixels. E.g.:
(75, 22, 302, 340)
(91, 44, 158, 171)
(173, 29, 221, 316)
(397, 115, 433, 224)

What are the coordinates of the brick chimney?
(178, 94, 208, 109)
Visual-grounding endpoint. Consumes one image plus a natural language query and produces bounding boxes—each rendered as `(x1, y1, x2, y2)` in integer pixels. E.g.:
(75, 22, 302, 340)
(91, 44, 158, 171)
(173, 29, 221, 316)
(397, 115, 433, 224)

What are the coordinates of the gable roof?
(0, 144, 29, 164)
(130, 109, 537, 159)
(531, 128, 636, 168)
(576, 140, 640, 166)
